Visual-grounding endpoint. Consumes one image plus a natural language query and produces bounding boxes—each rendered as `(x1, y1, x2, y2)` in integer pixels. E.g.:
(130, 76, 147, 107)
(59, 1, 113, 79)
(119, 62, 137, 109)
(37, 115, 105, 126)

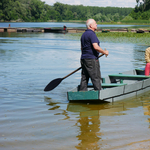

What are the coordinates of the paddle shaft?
(62, 53, 104, 80)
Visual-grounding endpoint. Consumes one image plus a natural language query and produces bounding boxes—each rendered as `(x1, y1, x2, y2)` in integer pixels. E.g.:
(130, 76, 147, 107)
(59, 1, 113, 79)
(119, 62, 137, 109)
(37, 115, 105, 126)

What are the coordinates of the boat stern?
(67, 90, 99, 101)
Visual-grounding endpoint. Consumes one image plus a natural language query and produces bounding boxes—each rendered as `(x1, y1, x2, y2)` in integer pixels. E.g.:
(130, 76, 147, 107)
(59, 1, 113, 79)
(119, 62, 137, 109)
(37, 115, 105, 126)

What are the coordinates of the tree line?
(0, 0, 133, 22)
(129, 0, 150, 20)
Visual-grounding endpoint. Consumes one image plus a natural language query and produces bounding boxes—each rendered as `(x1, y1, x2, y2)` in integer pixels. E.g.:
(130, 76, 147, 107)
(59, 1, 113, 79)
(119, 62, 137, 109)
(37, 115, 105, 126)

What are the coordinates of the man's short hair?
(86, 19, 94, 28)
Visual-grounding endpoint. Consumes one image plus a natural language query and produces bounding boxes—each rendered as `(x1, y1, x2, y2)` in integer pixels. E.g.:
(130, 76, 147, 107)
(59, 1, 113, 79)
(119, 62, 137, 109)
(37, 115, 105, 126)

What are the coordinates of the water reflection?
(67, 103, 109, 150)
(1, 22, 150, 29)
(44, 91, 150, 150)
(44, 96, 59, 106)
(132, 45, 147, 68)
(143, 101, 150, 128)
(75, 115, 101, 149)
(66, 94, 150, 149)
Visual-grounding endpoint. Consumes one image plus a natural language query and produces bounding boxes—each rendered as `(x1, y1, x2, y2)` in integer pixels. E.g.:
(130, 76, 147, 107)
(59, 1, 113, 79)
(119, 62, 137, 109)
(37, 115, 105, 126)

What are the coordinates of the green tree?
(73, 12, 78, 19)
(55, 11, 62, 21)
(139, 11, 150, 20)
(130, 0, 150, 20)
(113, 13, 120, 22)
(122, 15, 134, 21)
(93, 13, 102, 21)
(0, 0, 133, 22)
(65, 10, 73, 20)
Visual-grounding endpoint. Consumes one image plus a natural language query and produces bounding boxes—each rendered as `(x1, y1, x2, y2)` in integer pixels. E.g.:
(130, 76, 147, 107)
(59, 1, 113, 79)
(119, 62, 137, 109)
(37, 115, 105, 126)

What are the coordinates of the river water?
(0, 22, 150, 28)
(0, 22, 150, 150)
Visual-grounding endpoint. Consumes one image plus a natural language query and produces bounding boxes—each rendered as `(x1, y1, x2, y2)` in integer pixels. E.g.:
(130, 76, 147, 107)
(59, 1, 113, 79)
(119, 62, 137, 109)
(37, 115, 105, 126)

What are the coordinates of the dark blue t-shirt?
(81, 29, 100, 59)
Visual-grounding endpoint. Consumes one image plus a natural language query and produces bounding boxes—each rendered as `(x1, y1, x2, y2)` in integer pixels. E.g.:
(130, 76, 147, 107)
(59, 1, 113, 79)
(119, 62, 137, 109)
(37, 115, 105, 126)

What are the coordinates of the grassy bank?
(69, 32, 150, 45)
(98, 20, 150, 25)
(96, 32, 150, 45)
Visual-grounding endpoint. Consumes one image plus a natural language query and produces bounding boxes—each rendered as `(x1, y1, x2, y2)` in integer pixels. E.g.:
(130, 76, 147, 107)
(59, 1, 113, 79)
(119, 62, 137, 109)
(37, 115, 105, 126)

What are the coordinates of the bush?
(122, 16, 134, 21)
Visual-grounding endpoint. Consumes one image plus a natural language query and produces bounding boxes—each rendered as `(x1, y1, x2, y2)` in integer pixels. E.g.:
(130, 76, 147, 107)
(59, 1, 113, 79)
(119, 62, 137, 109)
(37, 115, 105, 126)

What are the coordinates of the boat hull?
(67, 68, 150, 102)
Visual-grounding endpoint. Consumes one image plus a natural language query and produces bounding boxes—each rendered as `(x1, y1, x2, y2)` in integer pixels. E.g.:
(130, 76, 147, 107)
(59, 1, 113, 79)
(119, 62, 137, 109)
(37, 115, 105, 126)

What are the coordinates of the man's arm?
(93, 43, 109, 56)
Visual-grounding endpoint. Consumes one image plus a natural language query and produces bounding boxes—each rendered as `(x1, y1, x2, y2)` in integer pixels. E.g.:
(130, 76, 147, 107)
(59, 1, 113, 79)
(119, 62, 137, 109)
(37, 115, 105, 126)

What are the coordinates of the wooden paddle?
(44, 53, 104, 91)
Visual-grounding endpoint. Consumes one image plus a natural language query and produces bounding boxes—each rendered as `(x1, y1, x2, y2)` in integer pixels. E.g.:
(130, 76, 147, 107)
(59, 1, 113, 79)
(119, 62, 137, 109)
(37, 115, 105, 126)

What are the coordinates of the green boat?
(67, 68, 150, 102)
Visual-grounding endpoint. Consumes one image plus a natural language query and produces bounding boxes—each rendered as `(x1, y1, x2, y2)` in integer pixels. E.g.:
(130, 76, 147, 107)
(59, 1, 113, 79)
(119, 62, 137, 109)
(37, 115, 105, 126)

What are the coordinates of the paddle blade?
(44, 78, 63, 92)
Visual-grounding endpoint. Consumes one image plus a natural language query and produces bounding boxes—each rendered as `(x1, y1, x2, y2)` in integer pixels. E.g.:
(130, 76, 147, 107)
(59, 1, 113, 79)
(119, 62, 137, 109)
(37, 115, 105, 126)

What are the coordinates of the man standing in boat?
(79, 19, 109, 91)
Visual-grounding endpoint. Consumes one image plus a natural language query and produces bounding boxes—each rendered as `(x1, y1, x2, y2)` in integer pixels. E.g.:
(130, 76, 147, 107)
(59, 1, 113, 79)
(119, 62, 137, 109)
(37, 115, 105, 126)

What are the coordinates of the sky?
(41, 0, 138, 8)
